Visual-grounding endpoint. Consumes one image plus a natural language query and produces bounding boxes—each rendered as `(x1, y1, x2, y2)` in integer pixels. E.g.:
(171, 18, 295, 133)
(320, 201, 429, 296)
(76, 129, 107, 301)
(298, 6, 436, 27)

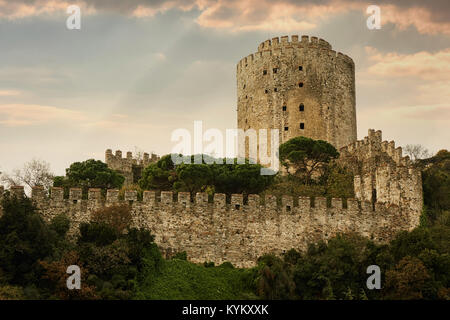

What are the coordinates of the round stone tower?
(237, 35, 357, 150)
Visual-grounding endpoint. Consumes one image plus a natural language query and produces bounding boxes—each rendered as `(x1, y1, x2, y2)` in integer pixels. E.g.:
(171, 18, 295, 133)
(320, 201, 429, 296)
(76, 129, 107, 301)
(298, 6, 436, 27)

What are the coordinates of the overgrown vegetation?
(0, 143, 448, 300)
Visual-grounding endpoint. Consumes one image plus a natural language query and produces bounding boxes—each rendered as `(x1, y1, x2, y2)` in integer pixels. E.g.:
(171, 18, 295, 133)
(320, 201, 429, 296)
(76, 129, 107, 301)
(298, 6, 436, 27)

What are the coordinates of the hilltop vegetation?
(0, 141, 448, 300)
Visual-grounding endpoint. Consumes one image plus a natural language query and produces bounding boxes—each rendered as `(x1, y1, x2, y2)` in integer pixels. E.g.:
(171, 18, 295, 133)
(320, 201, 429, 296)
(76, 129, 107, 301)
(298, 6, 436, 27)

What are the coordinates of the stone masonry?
(237, 35, 357, 157)
(105, 149, 159, 185)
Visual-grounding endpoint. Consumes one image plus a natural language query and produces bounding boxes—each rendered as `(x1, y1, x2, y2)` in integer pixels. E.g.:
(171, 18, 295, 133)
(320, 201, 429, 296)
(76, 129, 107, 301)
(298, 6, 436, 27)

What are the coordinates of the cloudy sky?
(0, 0, 449, 176)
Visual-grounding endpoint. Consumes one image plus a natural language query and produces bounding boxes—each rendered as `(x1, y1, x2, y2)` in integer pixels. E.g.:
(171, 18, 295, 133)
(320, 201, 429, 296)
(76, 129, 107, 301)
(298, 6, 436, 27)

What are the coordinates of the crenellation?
(196, 192, 208, 205)
(69, 188, 82, 202)
(394, 147, 403, 164)
(143, 190, 156, 204)
(315, 197, 327, 209)
(51, 187, 64, 201)
(387, 141, 396, 158)
(178, 192, 190, 207)
(298, 196, 310, 209)
(248, 194, 260, 208)
(161, 191, 173, 204)
(265, 195, 277, 210)
(282, 195, 293, 213)
(214, 193, 226, 208)
(88, 188, 102, 201)
(361, 200, 373, 211)
(31, 186, 46, 201)
(331, 198, 343, 209)
(124, 190, 137, 202)
(231, 194, 243, 210)
(10, 186, 24, 198)
(347, 198, 359, 211)
(106, 189, 119, 203)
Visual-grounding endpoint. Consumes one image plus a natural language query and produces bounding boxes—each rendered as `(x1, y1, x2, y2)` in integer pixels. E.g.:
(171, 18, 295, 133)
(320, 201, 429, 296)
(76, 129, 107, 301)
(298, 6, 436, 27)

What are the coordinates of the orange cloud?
(0, 90, 20, 96)
(1, 0, 449, 35)
(382, 4, 450, 36)
(365, 47, 450, 81)
(0, 104, 85, 126)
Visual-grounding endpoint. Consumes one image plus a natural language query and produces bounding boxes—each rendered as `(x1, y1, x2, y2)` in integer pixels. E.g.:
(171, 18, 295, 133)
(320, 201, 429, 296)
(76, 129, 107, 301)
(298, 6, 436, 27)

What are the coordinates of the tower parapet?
(105, 149, 160, 185)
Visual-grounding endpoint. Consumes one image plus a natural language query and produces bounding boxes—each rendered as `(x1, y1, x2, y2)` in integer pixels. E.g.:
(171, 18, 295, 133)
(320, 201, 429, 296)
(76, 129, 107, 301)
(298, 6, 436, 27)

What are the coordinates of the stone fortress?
(0, 36, 423, 267)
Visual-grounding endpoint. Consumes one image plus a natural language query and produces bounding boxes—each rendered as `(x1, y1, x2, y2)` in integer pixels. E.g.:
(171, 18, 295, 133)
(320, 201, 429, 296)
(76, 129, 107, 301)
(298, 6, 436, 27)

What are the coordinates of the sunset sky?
(0, 0, 449, 175)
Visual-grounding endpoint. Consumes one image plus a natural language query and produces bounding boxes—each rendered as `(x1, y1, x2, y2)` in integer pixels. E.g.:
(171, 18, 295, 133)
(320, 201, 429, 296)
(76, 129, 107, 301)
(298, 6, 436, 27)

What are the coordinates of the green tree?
(279, 137, 339, 184)
(421, 149, 450, 212)
(174, 163, 212, 197)
(384, 256, 431, 300)
(212, 160, 275, 195)
(0, 194, 57, 286)
(139, 154, 176, 191)
(54, 159, 124, 198)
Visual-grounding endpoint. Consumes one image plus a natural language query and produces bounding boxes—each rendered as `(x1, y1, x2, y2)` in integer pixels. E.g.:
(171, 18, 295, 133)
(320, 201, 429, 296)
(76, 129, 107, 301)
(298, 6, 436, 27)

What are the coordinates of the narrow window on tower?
(243, 84, 246, 89)
(299, 82, 304, 87)
(273, 68, 278, 74)
(282, 106, 287, 111)
(299, 103, 304, 111)
(274, 88, 278, 92)
(263, 70, 267, 75)
(265, 89, 269, 94)
(299, 66, 303, 71)
(300, 123, 305, 129)
(284, 127, 289, 131)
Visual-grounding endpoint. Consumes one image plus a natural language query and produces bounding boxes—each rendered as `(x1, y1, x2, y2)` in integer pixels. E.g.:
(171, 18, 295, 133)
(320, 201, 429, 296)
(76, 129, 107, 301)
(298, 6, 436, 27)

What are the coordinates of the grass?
(134, 259, 258, 300)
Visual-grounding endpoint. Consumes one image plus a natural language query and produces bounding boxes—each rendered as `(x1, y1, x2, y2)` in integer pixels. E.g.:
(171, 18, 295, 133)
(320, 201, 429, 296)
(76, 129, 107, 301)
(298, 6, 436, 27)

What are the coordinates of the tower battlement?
(237, 35, 356, 152)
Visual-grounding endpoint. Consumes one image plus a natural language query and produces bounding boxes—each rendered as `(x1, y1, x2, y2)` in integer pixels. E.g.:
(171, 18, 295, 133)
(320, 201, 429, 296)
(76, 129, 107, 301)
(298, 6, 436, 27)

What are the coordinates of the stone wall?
(0, 184, 420, 268)
(237, 35, 357, 155)
(338, 129, 423, 230)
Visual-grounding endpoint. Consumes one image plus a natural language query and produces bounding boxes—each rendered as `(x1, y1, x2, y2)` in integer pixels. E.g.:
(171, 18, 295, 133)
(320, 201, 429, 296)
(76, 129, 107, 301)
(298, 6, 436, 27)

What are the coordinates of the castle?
(0, 36, 423, 267)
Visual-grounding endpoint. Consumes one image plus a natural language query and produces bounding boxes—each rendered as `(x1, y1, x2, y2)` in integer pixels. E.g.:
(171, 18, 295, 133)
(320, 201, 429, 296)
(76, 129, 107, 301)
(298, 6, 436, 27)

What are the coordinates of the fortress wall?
(339, 129, 423, 231)
(237, 35, 357, 151)
(0, 186, 417, 268)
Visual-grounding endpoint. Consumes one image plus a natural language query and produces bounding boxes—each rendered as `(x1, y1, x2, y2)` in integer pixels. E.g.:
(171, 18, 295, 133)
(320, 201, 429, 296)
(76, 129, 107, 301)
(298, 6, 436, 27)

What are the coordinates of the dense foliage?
(0, 148, 448, 300)
(53, 159, 125, 198)
(139, 154, 274, 197)
(279, 137, 339, 184)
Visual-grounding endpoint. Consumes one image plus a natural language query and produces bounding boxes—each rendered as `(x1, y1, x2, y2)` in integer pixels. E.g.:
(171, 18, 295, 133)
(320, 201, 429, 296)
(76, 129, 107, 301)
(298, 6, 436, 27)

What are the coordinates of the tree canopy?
(139, 154, 275, 196)
(279, 136, 339, 184)
(53, 159, 125, 197)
